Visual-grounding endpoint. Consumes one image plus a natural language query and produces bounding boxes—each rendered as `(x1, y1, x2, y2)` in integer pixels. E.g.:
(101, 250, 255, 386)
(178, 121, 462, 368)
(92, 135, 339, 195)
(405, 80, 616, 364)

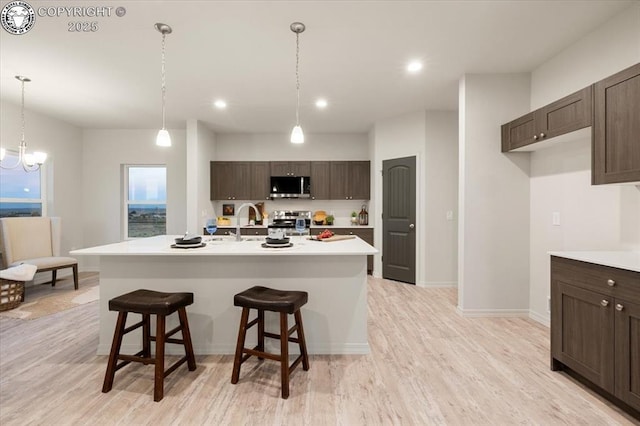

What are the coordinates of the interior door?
(382, 156, 416, 284)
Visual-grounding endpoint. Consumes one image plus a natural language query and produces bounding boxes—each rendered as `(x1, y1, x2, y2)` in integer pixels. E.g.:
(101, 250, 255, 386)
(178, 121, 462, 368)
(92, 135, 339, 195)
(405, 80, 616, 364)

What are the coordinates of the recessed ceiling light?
(213, 99, 227, 109)
(407, 60, 423, 73)
(315, 99, 328, 109)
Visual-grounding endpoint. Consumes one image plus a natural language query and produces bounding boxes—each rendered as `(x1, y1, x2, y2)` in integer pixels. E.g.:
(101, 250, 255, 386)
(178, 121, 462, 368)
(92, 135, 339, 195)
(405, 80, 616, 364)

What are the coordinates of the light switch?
(552, 212, 560, 226)
(446, 211, 453, 221)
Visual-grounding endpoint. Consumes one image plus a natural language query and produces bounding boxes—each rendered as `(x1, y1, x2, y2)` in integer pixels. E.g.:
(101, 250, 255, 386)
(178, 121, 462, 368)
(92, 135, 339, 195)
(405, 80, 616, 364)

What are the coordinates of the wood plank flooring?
(0, 274, 638, 425)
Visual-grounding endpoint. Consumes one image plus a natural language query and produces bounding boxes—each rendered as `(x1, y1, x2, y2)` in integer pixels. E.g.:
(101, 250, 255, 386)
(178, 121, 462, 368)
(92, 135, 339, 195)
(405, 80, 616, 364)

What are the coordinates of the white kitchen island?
(71, 235, 377, 355)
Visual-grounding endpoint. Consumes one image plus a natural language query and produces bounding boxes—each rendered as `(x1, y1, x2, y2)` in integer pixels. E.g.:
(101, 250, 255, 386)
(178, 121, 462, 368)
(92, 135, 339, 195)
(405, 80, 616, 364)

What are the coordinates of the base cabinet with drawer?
(551, 256, 640, 415)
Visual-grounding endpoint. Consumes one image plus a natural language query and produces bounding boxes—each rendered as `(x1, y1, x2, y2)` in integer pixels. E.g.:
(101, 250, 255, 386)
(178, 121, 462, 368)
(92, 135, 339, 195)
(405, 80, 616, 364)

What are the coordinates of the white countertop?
(548, 251, 640, 273)
(71, 235, 378, 257)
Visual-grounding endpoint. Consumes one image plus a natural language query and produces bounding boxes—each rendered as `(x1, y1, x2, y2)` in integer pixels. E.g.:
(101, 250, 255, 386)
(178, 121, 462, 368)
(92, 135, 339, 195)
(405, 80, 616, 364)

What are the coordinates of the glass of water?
(295, 218, 306, 242)
(205, 218, 218, 241)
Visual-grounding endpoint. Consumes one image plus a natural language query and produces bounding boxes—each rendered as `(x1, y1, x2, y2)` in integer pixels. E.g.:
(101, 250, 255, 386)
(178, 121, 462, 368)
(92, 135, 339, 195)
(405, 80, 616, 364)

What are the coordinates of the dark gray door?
(382, 156, 416, 284)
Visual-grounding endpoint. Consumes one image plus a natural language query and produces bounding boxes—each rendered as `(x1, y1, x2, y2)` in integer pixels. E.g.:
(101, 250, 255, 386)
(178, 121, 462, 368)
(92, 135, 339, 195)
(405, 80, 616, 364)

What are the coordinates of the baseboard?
(418, 281, 457, 288)
(529, 310, 550, 327)
(456, 307, 529, 317)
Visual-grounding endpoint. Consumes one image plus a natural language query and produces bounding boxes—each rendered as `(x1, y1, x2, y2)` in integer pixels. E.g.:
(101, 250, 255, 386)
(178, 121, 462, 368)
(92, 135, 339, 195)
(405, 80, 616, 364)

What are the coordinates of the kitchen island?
(71, 235, 377, 355)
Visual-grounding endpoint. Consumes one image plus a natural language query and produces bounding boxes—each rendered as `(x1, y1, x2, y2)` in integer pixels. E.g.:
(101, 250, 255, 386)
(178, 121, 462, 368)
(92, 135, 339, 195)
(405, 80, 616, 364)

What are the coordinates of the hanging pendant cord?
(295, 31, 300, 126)
(20, 79, 26, 146)
(161, 32, 167, 130)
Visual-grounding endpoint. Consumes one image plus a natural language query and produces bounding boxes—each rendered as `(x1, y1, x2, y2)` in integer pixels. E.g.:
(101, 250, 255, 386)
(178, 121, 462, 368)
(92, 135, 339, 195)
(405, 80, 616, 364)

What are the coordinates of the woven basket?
(0, 279, 24, 312)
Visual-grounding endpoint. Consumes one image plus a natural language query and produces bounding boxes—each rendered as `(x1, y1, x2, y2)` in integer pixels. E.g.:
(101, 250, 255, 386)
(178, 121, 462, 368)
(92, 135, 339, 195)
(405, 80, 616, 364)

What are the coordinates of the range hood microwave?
(270, 176, 311, 199)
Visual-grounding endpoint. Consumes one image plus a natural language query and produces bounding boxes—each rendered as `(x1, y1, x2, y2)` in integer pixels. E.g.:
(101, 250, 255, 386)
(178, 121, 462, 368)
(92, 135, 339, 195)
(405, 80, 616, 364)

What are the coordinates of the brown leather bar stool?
(231, 286, 310, 399)
(102, 289, 197, 402)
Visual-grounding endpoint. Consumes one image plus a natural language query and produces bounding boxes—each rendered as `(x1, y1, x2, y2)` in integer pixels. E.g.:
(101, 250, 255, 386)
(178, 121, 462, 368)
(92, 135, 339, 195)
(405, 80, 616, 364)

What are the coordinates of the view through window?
(0, 151, 44, 218)
(125, 166, 167, 238)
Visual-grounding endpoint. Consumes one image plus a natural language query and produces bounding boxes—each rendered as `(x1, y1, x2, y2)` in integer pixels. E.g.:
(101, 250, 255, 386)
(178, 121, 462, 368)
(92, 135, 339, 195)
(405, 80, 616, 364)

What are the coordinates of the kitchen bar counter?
(72, 235, 377, 356)
(548, 251, 640, 273)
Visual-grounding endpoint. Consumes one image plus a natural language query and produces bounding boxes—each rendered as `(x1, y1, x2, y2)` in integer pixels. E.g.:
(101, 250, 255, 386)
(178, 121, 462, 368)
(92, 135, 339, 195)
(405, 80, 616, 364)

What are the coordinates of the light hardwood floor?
(0, 273, 638, 425)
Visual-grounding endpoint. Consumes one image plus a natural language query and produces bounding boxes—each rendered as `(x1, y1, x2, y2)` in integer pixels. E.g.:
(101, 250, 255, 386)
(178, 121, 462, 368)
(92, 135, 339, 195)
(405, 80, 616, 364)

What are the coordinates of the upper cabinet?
(250, 162, 271, 201)
(210, 161, 251, 200)
(330, 161, 370, 200)
(592, 63, 640, 185)
(270, 161, 311, 176)
(310, 161, 331, 200)
(501, 86, 592, 152)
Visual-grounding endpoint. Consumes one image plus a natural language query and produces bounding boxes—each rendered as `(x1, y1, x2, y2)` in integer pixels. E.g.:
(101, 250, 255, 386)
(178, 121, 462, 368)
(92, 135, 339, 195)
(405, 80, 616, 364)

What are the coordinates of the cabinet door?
(230, 162, 252, 200)
(551, 281, 615, 392)
(349, 161, 371, 200)
(250, 162, 271, 201)
(330, 161, 349, 200)
(289, 161, 311, 176)
(210, 161, 233, 200)
(593, 63, 640, 185)
(270, 162, 291, 176)
(614, 298, 640, 411)
(501, 112, 536, 152)
(537, 86, 592, 140)
(310, 161, 331, 200)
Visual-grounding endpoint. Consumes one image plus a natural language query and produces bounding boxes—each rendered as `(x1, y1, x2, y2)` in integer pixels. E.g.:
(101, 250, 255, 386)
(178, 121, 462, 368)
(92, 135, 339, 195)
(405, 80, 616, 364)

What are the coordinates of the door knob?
(409, 224, 415, 229)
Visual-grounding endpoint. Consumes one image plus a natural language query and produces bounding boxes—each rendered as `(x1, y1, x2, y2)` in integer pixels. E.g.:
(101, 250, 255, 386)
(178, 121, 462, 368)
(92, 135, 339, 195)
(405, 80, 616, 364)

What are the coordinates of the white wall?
(528, 4, 640, 325)
(458, 74, 531, 315)
(371, 110, 458, 286)
(81, 129, 186, 270)
(186, 120, 217, 233)
(0, 100, 83, 280)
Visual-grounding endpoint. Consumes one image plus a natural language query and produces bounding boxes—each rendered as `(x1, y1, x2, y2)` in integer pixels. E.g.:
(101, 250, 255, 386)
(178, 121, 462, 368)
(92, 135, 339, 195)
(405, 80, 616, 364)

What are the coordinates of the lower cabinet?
(551, 256, 640, 414)
(312, 227, 374, 274)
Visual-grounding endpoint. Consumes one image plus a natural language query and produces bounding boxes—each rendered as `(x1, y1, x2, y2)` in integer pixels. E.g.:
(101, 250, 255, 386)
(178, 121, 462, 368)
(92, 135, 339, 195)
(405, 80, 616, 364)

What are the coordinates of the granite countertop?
(548, 251, 640, 273)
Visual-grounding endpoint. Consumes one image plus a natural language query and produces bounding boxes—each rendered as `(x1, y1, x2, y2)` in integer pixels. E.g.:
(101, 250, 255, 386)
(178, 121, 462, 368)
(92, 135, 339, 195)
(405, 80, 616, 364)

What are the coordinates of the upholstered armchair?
(0, 217, 78, 292)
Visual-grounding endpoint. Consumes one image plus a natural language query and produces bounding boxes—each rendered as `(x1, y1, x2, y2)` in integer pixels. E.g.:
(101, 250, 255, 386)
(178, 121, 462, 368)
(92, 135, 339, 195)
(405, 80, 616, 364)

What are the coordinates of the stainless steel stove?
(269, 210, 311, 235)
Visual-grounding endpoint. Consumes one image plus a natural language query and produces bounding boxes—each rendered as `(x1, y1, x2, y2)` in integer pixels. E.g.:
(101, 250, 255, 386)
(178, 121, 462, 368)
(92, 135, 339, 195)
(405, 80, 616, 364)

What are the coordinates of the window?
(124, 165, 166, 239)
(0, 151, 45, 218)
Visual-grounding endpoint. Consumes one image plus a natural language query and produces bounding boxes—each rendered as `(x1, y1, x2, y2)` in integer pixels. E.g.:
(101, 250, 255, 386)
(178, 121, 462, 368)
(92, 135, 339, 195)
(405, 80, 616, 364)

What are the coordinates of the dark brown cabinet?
(312, 227, 374, 274)
(250, 162, 271, 200)
(310, 161, 331, 200)
(592, 63, 640, 185)
(330, 161, 370, 200)
(502, 86, 592, 152)
(210, 161, 251, 200)
(551, 256, 640, 413)
(270, 161, 311, 176)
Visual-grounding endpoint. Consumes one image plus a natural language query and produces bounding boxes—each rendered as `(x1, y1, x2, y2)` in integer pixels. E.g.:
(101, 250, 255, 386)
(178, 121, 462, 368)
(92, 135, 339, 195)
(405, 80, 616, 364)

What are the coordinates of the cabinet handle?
(616, 304, 624, 312)
(600, 300, 609, 307)
(533, 135, 538, 140)
(539, 132, 546, 138)
(409, 223, 415, 229)
(607, 279, 616, 287)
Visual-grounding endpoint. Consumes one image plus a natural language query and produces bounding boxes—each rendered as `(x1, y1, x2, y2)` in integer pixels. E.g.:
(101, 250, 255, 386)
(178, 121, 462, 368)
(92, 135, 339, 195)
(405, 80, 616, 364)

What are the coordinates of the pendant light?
(155, 23, 172, 147)
(0, 76, 47, 171)
(290, 22, 305, 144)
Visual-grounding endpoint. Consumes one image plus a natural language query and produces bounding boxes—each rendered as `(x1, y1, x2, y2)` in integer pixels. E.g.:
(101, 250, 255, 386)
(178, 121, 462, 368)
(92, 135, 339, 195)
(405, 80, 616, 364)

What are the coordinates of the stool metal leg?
(294, 310, 310, 371)
(280, 312, 290, 399)
(102, 311, 128, 393)
(231, 307, 250, 384)
(154, 314, 166, 402)
(178, 307, 197, 371)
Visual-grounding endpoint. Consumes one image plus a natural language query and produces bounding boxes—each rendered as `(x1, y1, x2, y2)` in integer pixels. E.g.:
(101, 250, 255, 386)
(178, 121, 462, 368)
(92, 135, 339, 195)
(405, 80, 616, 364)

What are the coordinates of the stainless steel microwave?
(270, 176, 311, 198)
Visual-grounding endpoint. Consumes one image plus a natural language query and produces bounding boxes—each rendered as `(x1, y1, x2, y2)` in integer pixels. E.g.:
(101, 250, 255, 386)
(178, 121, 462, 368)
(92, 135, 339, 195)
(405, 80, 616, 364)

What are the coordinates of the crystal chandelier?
(155, 23, 172, 147)
(0, 76, 47, 171)
(290, 22, 305, 144)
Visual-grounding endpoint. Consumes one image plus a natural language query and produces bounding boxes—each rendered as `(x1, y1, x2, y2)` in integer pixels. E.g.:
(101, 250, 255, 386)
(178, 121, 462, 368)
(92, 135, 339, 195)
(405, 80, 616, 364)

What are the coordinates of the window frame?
(122, 164, 167, 240)
(0, 149, 47, 218)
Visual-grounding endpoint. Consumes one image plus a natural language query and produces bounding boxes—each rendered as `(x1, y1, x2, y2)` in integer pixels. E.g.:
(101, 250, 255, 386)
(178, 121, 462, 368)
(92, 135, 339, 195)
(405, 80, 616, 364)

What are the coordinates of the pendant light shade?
(155, 23, 172, 147)
(290, 125, 304, 144)
(290, 22, 305, 144)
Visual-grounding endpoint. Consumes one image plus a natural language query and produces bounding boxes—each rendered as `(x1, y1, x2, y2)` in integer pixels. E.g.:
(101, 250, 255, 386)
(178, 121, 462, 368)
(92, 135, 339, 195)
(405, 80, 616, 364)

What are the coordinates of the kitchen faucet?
(231, 202, 260, 241)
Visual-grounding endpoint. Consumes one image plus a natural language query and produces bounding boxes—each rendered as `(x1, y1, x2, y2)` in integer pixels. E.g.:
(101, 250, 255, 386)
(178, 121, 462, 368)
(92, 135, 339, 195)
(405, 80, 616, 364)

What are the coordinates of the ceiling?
(0, 0, 634, 134)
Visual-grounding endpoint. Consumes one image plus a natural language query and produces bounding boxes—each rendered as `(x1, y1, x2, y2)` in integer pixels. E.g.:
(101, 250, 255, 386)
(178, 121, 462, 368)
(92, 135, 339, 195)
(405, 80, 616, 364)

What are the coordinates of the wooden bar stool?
(102, 289, 197, 402)
(231, 286, 310, 399)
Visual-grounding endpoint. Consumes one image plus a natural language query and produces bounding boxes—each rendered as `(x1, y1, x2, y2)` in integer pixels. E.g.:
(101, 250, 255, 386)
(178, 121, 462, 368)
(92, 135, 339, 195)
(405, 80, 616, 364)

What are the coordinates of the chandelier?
(0, 76, 47, 171)
(290, 22, 305, 144)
